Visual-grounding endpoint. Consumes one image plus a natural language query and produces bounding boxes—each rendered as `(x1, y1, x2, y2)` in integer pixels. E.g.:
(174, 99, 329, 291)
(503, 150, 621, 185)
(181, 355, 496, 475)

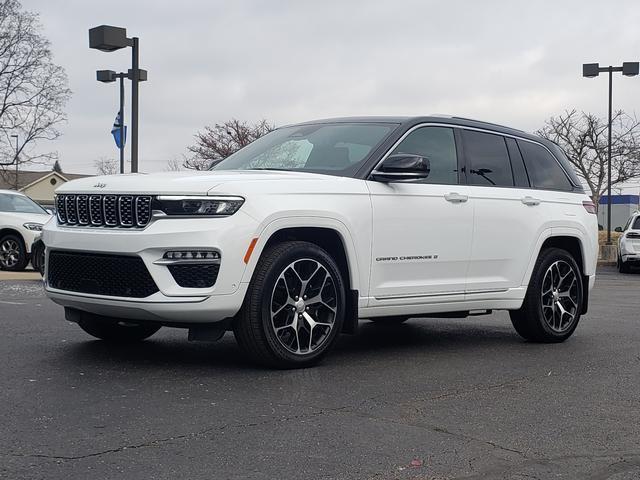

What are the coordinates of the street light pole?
(607, 67, 613, 245)
(583, 61, 639, 245)
(131, 37, 139, 173)
(119, 74, 125, 174)
(89, 25, 147, 173)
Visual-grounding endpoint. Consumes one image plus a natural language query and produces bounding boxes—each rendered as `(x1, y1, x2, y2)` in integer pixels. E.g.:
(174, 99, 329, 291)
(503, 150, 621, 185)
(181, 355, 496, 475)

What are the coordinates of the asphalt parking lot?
(1, 267, 640, 480)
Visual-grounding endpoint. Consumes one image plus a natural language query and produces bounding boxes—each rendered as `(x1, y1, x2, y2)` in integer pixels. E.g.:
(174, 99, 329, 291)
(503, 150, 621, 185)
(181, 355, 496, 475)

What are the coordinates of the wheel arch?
(0, 228, 26, 250)
(523, 231, 590, 314)
(243, 220, 362, 334)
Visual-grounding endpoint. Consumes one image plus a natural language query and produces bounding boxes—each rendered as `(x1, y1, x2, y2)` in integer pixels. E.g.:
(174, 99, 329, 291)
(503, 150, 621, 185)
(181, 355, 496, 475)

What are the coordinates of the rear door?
(463, 130, 550, 293)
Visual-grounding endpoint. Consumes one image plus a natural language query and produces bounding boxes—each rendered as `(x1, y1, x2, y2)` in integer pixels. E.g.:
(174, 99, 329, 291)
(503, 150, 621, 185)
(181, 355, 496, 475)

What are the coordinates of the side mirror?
(614, 227, 623, 232)
(370, 154, 430, 183)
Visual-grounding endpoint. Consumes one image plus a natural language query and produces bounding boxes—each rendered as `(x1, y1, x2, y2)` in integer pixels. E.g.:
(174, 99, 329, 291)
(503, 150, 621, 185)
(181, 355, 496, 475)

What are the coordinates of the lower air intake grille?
(48, 251, 159, 298)
(168, 264, 220, 288)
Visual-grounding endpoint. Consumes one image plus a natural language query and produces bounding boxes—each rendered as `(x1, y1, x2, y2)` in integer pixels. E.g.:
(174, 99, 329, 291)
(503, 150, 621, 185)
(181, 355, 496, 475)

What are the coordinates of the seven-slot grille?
(56, 194, 152, 228)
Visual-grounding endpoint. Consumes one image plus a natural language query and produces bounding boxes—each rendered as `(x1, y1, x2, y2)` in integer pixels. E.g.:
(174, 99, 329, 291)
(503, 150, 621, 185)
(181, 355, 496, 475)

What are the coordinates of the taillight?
(582, 201, 597, 214)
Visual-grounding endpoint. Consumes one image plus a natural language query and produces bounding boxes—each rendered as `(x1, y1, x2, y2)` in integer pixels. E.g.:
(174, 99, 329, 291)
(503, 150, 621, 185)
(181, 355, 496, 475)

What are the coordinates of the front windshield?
(212, 122, 396, 176)
(0, 193, 48, 214)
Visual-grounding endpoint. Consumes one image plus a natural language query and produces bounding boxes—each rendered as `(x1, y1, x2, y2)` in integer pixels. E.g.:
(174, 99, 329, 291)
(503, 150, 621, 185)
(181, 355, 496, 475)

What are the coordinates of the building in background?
(0, 170, 91, 207)
(598, 194, 640, 231)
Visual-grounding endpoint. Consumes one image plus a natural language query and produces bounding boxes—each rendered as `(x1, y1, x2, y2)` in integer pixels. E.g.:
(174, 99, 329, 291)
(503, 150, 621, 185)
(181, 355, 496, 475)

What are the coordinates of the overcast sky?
(23, 0, 640, 177)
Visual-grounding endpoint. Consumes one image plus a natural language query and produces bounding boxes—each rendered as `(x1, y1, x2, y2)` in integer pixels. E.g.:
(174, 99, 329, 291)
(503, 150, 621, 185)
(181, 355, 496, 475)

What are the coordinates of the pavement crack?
(5, 407, 346, 462)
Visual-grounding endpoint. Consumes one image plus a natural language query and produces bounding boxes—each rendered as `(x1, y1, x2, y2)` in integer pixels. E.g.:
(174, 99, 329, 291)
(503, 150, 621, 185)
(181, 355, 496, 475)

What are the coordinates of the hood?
(0, 211, 52, 225)
(55, 170, 347, 196)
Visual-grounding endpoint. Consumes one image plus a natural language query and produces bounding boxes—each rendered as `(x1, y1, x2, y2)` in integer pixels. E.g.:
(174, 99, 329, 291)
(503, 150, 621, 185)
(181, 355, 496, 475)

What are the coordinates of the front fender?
(240, 215, 368, 295)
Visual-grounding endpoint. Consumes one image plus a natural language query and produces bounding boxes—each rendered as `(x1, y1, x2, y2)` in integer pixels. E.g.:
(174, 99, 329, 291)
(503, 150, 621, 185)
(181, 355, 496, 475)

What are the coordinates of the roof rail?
(451, 116, 527, 134)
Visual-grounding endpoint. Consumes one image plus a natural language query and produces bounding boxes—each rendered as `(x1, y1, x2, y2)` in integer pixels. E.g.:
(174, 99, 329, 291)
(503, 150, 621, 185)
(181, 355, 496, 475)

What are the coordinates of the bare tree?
(165, 156, 182, 172)
(538, 109, 640, 207)
(0, 0, 71, 174)
(94, 156, 117, 176)
(184, 119, 274, 170)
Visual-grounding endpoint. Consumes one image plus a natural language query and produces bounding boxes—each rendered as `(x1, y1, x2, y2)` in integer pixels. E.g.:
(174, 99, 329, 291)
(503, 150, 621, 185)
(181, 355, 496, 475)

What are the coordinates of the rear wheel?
(77, 315, 160, 342)
(0, 234, 28, 271)
(233, 241, 345, 368)
(510, 248, 583, 343)
(618, 254, 631, 274)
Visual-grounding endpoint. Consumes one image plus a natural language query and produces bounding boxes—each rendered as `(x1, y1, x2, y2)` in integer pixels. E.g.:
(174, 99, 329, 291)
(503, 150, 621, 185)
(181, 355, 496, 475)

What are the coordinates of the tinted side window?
(505, 137, 530, 187)
(390, 126, 458, 184)
(517, 140, 573, 191)
(462, 130, 513, 187)
(633, 217, 640, 230)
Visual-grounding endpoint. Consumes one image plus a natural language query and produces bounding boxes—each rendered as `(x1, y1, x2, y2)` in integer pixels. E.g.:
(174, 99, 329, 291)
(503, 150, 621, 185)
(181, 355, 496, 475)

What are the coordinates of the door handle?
(444, 192, 468, 203)
(521, 196, 541, 206)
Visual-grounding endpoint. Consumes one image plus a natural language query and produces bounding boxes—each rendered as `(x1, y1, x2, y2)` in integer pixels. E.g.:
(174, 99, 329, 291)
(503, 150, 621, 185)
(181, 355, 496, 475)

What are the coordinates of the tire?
(368, 316, 410, 325)
(510, 247, 583, 343)
(0, 234, 28, 271)
(31, 239, 45, 276)
(233, 241, 345, 368)
(77, 315, 160, 342)
(618, 254, 631, 274)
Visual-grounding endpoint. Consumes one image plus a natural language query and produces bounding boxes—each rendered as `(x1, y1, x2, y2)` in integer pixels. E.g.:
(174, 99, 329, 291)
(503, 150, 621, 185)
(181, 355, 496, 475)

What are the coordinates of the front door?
(367, 126, 473, 303)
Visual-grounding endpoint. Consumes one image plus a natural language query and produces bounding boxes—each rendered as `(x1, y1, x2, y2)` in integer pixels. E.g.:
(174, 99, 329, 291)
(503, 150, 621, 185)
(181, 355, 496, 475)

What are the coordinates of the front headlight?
(154, 196, 245, 217)
(23, 222, 43, 231)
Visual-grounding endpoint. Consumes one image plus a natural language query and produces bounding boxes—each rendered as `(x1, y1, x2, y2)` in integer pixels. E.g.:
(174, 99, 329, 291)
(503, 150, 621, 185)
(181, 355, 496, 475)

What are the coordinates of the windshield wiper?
(246, 167, 295, 172)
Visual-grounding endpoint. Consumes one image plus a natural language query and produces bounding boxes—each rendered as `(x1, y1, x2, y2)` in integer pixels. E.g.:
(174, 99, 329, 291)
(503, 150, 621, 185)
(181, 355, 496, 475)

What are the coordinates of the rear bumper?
(621, 253, 640, 263)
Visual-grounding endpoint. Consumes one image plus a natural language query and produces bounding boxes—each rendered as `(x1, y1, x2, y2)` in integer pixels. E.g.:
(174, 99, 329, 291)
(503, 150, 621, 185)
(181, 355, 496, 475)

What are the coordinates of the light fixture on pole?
(582, 61, 639, 245)
(96, 69, 146, 174)
(89, 25, 147, 173)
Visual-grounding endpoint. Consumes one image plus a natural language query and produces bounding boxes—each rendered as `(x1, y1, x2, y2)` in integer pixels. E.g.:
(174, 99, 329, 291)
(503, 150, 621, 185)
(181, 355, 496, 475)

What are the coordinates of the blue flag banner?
(111, 111, 127, 149)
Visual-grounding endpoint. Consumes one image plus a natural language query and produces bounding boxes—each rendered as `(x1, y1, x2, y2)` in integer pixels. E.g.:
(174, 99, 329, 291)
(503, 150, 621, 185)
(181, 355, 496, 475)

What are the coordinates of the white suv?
(0, 189, 52, 271)
(618, 211, 640, 273)
(43, 116, 599, 367)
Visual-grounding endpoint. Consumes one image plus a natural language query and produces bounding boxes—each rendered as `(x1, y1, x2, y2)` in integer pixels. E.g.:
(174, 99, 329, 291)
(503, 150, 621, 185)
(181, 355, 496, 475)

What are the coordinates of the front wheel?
(233, 241, 345, 368)
(0, 234, 28, 271)
(510, 248, 583, 343)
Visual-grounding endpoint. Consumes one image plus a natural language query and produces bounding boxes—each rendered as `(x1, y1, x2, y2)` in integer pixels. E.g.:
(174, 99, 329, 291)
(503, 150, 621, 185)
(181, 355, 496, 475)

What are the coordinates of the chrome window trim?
(368, 122, 578, 190)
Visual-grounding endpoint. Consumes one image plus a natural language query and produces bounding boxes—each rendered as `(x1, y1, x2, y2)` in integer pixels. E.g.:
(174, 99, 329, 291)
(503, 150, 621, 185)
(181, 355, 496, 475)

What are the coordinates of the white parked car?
(42, 116, 599, 367)
(0, 189, 52, 271)
(617, 211, 640, 273)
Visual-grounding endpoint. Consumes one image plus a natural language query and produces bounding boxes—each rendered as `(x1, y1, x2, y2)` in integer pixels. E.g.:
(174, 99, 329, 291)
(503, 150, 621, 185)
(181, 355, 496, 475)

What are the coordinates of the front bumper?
(42, 212, 258, 323)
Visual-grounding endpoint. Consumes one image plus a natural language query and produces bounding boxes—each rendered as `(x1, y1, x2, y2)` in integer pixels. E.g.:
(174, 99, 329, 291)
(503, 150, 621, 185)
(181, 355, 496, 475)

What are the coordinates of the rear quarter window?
(517, 140, 573, 191)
